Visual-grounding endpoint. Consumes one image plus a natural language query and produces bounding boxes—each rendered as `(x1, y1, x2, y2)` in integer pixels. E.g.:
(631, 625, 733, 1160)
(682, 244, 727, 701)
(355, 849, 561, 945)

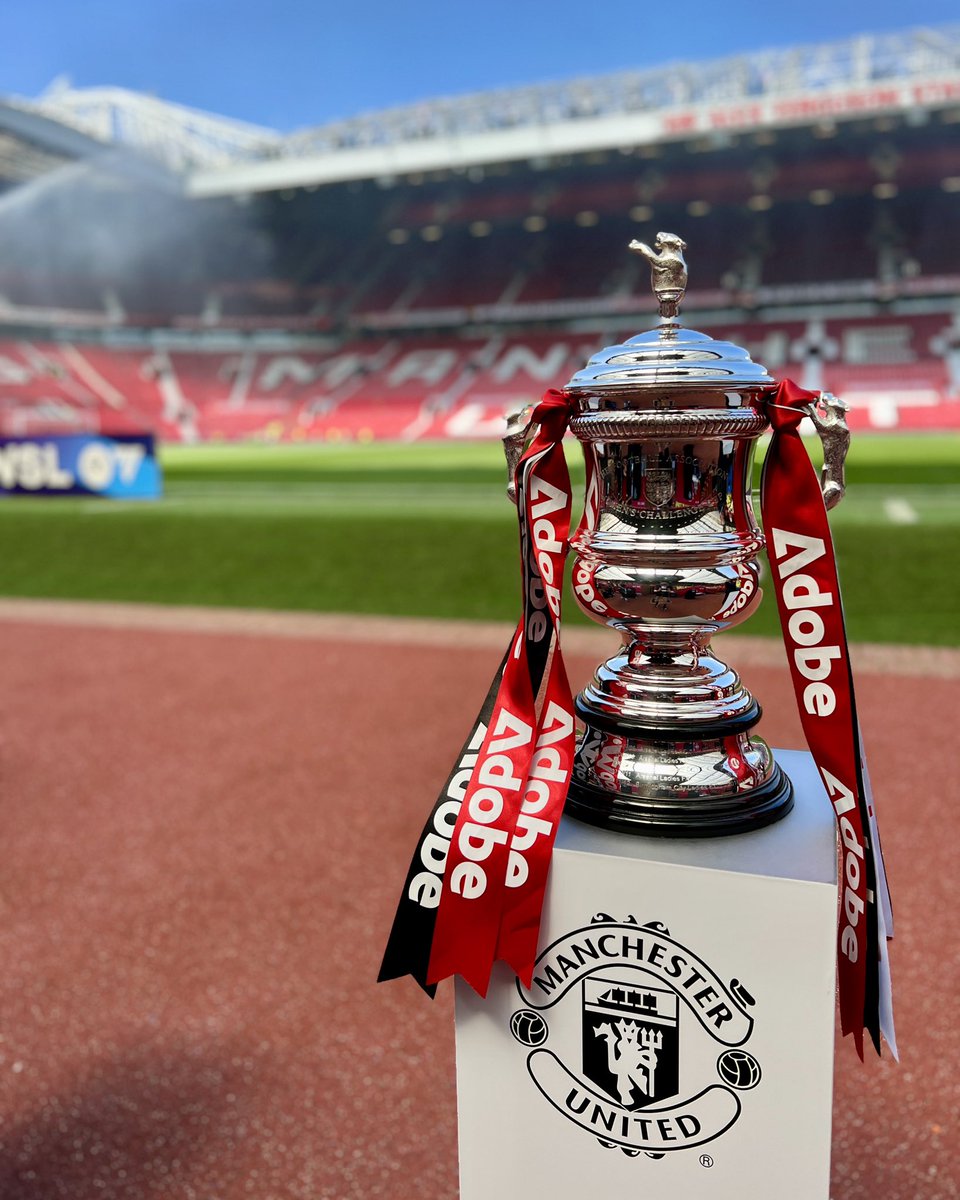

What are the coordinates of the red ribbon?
(427, 391, 576, 992)
(761, 379, 893, 1058)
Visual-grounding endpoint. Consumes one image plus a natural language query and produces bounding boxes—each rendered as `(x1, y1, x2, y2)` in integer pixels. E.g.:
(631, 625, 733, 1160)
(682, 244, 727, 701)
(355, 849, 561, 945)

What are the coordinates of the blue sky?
(3, 1, 959, 131)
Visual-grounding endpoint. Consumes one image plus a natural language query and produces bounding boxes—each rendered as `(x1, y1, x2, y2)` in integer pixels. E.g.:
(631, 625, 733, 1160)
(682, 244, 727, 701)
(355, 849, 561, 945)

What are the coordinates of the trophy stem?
(568, 622, 793, 836)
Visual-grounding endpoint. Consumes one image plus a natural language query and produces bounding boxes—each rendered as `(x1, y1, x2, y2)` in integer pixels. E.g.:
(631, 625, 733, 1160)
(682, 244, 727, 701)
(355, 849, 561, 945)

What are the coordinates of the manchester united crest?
(508, 914, 762, 1159)
(582, 978, 680, 1108)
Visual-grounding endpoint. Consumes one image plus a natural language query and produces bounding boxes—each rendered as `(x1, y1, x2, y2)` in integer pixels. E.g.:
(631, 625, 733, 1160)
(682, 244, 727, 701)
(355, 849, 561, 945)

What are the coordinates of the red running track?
(0, 603, 955, 1199)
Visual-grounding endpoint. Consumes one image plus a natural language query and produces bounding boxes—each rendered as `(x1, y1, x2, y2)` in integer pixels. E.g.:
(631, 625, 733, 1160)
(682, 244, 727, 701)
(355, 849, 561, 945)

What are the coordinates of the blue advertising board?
(0, 434, 162, 498)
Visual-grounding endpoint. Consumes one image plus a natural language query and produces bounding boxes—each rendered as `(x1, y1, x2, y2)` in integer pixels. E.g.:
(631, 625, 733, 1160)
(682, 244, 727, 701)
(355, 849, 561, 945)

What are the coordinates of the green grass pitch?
(0, 433, 956, 646)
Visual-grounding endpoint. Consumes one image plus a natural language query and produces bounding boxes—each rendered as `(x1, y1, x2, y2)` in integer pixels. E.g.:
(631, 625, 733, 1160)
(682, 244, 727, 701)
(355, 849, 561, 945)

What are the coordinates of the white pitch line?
(883, 498, 919, 525)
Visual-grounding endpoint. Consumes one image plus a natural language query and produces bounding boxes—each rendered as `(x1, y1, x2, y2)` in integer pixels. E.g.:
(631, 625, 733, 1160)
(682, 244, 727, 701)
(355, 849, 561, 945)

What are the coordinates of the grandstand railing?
(2, 272, 960, 337)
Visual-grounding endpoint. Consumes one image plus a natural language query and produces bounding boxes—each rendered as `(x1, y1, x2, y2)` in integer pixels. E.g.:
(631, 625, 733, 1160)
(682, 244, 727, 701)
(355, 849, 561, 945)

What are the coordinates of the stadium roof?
(7, 24, 960, 197)
(0, 99, 125, 189)
(0, 95, 185, 196)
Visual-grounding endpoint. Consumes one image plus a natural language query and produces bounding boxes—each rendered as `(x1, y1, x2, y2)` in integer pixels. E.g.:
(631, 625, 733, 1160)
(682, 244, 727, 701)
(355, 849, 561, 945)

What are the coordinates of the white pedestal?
(456, 749, 838, 1199)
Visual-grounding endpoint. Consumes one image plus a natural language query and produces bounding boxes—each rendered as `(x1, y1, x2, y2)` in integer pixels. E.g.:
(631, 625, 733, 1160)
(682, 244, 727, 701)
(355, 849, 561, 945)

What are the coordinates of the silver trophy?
(548, 232, 848, 836)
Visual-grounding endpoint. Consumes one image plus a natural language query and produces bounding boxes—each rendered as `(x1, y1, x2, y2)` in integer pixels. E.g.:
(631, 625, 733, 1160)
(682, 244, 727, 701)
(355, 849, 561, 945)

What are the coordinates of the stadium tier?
(1, 312, 957, 442)
(1, 27, 959, 440)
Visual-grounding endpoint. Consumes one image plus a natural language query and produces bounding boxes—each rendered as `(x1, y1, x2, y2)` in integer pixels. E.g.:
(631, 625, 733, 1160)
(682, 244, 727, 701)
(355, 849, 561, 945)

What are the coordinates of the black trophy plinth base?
(565, 761, 794, 838)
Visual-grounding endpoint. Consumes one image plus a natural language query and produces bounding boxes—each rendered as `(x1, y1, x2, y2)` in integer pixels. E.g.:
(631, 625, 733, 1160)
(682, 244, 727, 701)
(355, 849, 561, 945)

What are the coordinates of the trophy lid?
(565, 232, 774, 394)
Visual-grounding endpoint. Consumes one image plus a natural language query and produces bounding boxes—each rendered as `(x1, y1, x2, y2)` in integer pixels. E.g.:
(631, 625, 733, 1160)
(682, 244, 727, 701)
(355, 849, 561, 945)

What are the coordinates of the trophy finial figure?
(629, 231, 688, 319)
(808, 391, 850, 511)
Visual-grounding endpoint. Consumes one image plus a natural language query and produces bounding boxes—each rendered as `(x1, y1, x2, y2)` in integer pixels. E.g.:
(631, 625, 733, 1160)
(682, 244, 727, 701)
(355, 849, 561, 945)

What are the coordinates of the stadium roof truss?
(8, 25, 960, 197)
(7, 83, 281, 175)
(0, 100, 127, 187)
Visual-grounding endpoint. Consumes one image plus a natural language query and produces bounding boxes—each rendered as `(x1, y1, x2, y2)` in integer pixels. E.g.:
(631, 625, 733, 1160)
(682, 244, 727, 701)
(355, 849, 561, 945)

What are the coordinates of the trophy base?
(565, 761, 794, 838)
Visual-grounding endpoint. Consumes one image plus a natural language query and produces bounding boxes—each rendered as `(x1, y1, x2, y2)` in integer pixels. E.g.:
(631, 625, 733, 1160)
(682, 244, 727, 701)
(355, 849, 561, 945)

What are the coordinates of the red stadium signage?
(658, 73, 960, 140)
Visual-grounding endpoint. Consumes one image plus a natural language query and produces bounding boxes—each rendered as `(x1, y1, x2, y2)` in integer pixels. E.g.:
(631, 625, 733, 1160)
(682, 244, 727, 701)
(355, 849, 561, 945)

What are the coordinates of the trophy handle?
(502, 404, 535, 505)
(807, 391, 850, 511)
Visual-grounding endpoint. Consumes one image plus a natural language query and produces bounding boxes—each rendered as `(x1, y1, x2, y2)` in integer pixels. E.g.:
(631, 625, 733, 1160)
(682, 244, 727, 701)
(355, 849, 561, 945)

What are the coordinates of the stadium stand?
(1, 26, 959, 439)
(1, 311, 956, 439)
